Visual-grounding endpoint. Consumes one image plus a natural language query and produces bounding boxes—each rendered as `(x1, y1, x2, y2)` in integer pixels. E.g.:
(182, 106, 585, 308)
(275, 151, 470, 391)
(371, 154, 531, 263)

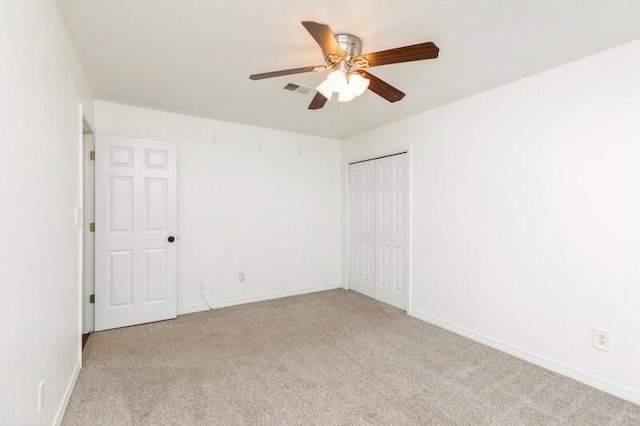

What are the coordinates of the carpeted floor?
(63, 289, 640, 425)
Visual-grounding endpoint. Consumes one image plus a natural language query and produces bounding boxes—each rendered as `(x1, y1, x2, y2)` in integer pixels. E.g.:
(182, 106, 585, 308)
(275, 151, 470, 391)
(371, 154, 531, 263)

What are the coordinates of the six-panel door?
(95, 135, 177, 331)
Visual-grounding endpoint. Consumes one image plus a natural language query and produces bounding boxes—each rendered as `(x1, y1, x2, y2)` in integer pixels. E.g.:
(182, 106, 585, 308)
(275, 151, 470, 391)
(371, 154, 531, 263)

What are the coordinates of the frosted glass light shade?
(315, 70, 370, 103)
(316, 79, 334, 100)
(338, 87, 355, 102)
(316, 70, 349, 100)
(349, 73, 370, 97)
(326, 69, 348, 91)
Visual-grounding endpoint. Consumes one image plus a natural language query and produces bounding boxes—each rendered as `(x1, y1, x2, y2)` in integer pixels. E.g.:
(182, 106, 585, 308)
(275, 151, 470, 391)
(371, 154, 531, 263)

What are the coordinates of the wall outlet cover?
(593, 329, 611, 352)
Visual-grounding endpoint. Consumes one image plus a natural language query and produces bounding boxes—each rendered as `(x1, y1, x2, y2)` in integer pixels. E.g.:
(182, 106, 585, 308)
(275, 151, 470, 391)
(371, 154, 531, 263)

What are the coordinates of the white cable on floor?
(200, 281, 216, 310)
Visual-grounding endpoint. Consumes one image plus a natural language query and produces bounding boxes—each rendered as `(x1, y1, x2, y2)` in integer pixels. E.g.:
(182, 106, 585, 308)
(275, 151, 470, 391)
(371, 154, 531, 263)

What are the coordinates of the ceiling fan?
(249, 21, 439, 110)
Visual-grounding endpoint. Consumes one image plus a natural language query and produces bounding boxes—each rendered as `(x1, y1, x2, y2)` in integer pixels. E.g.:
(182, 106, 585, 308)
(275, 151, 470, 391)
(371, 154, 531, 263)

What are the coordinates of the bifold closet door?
(374, 154, 408, 310)
(349, 153, 408, 310)
(349, 160, 376, 297)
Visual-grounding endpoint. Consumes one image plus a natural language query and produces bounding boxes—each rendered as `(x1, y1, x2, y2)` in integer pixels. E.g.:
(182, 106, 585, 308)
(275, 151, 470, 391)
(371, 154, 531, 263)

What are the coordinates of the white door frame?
(82, 130, 95, 333)
(344, 147, 412, 312)
(78, 104, 95, 340)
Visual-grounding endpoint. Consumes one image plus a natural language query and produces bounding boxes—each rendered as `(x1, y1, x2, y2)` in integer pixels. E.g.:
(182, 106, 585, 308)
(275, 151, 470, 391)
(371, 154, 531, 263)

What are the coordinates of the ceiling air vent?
(283, 83, 313, 95)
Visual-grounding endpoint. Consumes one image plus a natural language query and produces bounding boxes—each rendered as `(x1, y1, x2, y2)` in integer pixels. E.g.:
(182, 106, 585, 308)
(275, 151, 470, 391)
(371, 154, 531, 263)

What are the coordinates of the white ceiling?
(57, 0, 640, 139)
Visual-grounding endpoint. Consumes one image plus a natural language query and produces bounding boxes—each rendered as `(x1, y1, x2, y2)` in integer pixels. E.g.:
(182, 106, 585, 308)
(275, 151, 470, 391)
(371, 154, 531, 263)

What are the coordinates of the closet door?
(375, 154, 408, 310)
(349, 161, 376, 297)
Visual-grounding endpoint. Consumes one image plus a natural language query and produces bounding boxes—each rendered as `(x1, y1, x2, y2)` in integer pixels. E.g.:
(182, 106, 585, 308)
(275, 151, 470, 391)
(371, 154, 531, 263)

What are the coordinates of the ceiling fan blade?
(361, 71, 405, 103)
(301, 21, 344, 56)
(360, 42, 439, 68)
(308, 92, 328, 110)
(249, 65, 325, 80)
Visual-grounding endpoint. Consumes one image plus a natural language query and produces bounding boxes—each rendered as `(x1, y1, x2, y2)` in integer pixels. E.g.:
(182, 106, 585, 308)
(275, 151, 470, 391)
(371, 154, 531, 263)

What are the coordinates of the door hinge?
(89, 223, 95, 232)
(89, 151, 95, 161)
(89, 294, 95, 304)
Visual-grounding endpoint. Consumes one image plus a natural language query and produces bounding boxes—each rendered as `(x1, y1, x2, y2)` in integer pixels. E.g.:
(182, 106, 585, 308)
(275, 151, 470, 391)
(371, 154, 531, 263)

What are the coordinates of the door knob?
(168, 236, 175, 243)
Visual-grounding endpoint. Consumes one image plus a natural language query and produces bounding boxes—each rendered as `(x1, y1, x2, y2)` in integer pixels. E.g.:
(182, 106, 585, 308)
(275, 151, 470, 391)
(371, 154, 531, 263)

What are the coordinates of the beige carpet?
(63, 289, 640, 425)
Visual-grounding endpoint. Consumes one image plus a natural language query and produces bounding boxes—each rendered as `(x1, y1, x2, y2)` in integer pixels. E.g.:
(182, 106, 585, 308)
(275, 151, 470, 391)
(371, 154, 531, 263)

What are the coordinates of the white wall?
(343, 40, 640, 403)
(0, 0, 94, 424)
(94, 101, 342, 313)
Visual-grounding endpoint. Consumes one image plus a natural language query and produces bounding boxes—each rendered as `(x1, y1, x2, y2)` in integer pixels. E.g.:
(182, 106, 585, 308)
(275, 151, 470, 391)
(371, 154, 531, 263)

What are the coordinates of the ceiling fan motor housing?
(324, 33, 363, 67)
(336, 34, 363, 56)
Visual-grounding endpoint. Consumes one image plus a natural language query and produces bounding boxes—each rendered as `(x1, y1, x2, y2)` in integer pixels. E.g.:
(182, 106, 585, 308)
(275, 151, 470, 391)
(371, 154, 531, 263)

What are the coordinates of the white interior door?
(349, 161, 376, 297)
(349, 153, 408, 310)
(95, 135, 178, 331)
(83, 133, 95, 333)
(375, 154, 408, 310)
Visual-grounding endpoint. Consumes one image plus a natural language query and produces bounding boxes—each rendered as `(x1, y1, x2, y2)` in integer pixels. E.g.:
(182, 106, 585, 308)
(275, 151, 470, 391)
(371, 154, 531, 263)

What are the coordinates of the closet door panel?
(349, 161, 376, 297)
(375, 154, 407, 310)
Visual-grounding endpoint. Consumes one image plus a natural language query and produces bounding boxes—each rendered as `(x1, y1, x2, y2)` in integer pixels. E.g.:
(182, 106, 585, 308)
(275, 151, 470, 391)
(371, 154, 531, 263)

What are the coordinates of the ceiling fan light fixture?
(251, 21, 439, 110)
(338, 86, 356, 103)
(326, 69, 348, 92)
(316, 68, 351, 101)
(316, 79, 334, 100)
(318, 70, 370, 103)
(349, 73, 370, 97)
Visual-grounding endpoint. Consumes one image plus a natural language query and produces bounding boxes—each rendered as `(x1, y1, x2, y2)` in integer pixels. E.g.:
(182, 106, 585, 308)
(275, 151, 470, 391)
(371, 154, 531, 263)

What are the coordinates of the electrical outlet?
(593, 329, 611, 352)
(238, 272, 245, 283)
(38, 380, 45, 411)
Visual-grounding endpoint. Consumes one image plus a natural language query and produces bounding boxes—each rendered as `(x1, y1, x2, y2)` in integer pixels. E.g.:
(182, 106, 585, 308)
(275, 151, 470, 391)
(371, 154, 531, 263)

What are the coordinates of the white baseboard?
(408, 309, 640, 405)
(54, 360, 81, 426)
(178, 283, 343, 315)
